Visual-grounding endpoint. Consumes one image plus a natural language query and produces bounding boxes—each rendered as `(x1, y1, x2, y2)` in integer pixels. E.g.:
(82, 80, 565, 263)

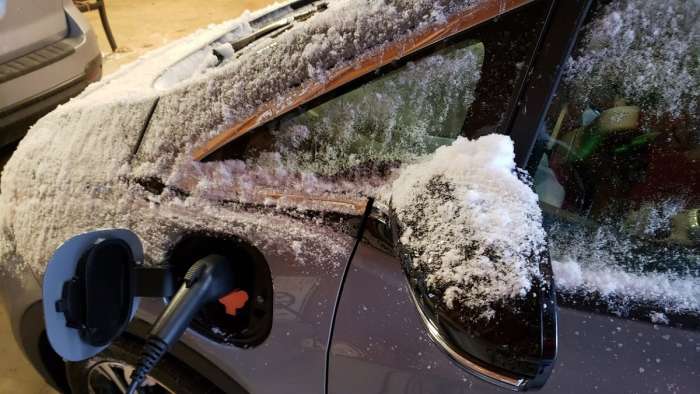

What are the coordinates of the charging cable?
(127, 254, 235, 393)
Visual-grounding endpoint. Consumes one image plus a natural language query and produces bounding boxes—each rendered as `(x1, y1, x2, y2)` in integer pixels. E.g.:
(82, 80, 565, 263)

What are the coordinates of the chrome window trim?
(406, 280, 528, 391)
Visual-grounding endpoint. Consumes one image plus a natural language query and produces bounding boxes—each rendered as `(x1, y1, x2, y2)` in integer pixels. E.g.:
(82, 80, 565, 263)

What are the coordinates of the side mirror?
(386, 136, 558, 391)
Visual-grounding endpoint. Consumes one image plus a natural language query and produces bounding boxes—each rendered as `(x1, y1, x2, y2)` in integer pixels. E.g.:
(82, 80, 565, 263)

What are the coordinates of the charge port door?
(42, 229, 144, 361)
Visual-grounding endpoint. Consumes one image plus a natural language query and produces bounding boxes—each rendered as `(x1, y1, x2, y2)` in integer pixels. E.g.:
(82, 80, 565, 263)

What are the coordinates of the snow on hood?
(388, 135, 546, 316)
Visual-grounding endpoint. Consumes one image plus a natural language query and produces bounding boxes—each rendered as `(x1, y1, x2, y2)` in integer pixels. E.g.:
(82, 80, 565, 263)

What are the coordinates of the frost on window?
(533, 0, 700, 320)
(198, 40, 484, 198)
(564, 0, 700, 122)
(547, 209, 700, 314)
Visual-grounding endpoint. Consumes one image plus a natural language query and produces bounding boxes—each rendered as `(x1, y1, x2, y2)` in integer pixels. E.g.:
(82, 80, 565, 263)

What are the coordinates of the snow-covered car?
(0, 0, 101, 150)
(0, 0, 698, 393)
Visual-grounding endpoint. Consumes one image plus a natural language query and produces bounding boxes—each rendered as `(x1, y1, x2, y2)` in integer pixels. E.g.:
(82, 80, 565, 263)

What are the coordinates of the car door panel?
(329, 244, 509, 394)
(130, 202, 359, 394)
(331, 242, 700, 394)
(547, 308, 699, 393)
(523, 1, 700, 392)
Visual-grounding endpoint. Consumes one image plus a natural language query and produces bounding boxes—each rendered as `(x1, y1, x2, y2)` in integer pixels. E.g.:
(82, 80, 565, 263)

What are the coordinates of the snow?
(546, 198, 700, 316)
(153, 30, 249, 91)
(1, 0, 693, 323)
(174, 39, 483, 204)
(74, 18, 252, 108)
(564, 0, 700, 121)
(546, 0, 700, 319)
(131, 0, 485, 182)
(0, 0, 487, 278)
(238, 41, 483, 177)
(388, 135, 546, 316)
(553, 259, 700, 314)
(626, 199, 686, 238)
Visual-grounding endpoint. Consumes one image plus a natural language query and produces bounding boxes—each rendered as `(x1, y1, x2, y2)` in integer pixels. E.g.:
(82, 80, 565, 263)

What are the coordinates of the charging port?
(167, 233, 273, 348)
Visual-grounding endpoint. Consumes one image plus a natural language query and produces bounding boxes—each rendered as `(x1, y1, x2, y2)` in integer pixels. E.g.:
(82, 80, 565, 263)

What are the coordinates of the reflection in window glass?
(531, 0, 700, 320)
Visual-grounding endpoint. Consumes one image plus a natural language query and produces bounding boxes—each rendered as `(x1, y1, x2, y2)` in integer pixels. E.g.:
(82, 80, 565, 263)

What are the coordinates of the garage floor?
(86, 0, 275, 74)
(0, 0, 273, 392)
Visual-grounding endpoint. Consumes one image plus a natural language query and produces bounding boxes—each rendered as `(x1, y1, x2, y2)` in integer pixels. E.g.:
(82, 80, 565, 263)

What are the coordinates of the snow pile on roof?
(564, 0, 700, 120)
(389, 135, 545, 317)
(553, 259, 700, 314)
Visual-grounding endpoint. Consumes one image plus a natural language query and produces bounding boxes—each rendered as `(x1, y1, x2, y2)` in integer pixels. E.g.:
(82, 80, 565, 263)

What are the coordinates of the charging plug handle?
(151, 254, 235, 344)
(128, 254, 235, 393)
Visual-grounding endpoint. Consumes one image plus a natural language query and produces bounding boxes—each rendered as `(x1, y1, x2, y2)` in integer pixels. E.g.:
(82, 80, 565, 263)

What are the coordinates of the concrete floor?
(0, 306, 56, 394)
(85, 0, 275, 74)
(0, 0, 273, 392)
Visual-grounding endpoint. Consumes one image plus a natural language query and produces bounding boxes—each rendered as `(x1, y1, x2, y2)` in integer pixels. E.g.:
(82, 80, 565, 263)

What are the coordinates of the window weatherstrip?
(506, 0, 593, 168)
(192, 0, 535, 161)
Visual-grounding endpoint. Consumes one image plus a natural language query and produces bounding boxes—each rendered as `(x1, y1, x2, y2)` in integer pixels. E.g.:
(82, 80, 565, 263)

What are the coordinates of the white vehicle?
(0, 0, 101, 148)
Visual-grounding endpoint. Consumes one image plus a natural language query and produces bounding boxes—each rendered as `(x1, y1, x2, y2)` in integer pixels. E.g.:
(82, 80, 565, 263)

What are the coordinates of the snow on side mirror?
(386, 135, 557, 391)
(43, 229, 144, 361)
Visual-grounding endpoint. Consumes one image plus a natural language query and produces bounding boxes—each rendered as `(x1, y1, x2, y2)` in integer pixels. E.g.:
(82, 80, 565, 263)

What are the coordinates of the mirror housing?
(387, 209, 558, 391)
(406, 251, 557, 390)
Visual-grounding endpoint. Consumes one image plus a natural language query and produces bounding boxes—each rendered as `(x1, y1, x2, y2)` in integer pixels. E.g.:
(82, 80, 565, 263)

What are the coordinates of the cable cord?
(125, 255, 236, 393)
(126, 336, 168, 393)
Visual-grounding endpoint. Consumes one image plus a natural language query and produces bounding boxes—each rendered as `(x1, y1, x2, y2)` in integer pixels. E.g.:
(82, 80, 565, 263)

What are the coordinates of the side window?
(212, 40, 485, 181)
(203, 1, 549, 200)
(530, 1, 699, 324)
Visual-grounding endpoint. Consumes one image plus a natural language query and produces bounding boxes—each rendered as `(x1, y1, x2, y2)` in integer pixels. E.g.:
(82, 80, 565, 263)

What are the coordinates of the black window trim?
(505, 0, 594, 168)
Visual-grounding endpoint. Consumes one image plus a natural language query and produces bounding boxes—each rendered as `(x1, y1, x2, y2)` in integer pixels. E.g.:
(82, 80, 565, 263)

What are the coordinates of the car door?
(330, 2, 698, 392)
(526, 0, 700, 392)
(324, 0, 584, 392)
(179, 1, 557, 392)
(329, 1, 698, 394)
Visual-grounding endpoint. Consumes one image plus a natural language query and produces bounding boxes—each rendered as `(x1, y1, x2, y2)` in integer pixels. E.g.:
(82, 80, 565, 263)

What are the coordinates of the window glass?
(216, 40, 485, 180)
(200, 1, 548, 208)
(530, 0, 700, 322)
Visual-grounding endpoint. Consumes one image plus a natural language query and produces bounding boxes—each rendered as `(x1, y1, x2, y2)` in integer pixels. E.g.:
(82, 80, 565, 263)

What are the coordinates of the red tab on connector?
(218, 290, 249, 316)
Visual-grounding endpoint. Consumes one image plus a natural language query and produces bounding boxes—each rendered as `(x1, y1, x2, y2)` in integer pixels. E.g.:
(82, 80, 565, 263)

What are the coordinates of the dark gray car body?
(0, 0, 697, 393)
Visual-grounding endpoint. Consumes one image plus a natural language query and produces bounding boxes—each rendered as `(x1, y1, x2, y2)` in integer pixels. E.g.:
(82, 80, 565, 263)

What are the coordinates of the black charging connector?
(127, 254, 236, 394)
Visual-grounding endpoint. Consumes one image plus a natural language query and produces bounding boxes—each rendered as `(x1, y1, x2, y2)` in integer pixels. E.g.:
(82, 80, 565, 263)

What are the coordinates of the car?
(0, 0, 102, 152)
(0, 0, 698, 393)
